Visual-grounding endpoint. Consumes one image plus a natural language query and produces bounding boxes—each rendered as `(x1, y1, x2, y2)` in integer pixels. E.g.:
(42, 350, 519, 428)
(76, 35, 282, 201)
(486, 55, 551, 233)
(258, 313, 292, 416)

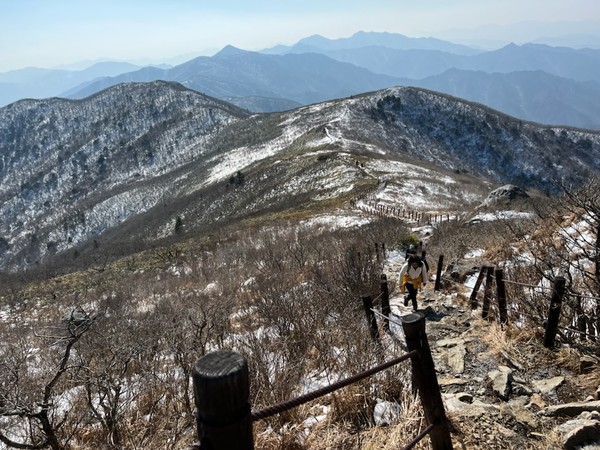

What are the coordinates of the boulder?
(541, 400, 600, 417)
(446, 343, 467, 374)
(555, 418, 600, 449)
(489, 366, 513, 401)
(532, 376, 564, 394)
(442, 393, 500, 417)
(480, 184, 529, 207)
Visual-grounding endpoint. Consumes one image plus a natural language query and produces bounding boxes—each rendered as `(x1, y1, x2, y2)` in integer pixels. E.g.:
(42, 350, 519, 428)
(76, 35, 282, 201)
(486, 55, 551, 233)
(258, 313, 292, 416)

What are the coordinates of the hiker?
(404, 243, 429, 272)
(399, 254, 428, 311)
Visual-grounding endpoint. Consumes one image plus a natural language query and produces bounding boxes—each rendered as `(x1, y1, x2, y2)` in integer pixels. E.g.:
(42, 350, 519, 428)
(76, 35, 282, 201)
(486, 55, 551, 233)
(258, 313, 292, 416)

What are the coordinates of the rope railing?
(501, 278, 554, 290)
(192, 312, 453, 450)
(371, 307, 405, 329)
(556, 324, 599, 340)
(479, 274, 600, 308)
(371, 290, 385, 304)
(471, 269, 600, 301)
(462, 263, 600, 346)
(251, 350, 417, 421)
(565, 292, 600, 302)
(480, 274, 600, 303)
(440, 275, 461, 284)
(404, 422, 436, 450)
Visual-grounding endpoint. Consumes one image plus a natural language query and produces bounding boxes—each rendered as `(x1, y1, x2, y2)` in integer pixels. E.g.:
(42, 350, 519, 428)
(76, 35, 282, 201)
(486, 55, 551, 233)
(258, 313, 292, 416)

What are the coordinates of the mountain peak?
(351, 30, 409, 40)
(215, 45, 251, 57)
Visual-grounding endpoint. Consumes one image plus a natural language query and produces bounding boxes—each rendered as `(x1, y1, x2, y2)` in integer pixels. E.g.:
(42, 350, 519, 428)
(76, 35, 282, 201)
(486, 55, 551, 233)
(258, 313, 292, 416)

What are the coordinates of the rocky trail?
(380, 258, 600, 450)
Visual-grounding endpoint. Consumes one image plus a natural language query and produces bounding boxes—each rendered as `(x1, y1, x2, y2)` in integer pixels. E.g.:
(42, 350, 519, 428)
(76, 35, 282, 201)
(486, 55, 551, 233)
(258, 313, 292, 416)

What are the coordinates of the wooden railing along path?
(443, 263, 600, 347)
(189, 311, 453, 450)
(187, 244, 599, 449)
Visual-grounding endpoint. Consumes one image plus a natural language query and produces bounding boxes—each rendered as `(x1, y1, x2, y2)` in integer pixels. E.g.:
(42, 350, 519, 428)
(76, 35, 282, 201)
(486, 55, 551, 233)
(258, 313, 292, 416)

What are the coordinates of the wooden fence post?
(402, 313, 453, 450)
(421, 250, 429, 271)
(434, 255, 444, 291)
(361, 294, 380, 342)
(576, 295, 587, 340)
(495, 268, 508, 324)
(192, 351, 254, 450)
(380, 274, 390, 332)
(481, 266, 494, 320)
(469, 267, 486, 310)
(544, 277, 566, 348)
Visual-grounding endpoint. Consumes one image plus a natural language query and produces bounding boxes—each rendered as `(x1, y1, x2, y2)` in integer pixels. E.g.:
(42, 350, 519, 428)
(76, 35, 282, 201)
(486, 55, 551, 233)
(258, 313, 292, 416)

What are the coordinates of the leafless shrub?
(496, 178, 600, 344)
(1, 216, 422, 449)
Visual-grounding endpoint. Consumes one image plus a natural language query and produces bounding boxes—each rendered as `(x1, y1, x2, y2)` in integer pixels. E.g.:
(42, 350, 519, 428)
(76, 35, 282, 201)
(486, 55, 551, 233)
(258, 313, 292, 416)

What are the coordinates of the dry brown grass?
(252, 384, 426, 450)
(581, 366, 600, 392)
(305, 391, 427, 450)
(537, 428, 564, 450)
(556, 347, 584, 373)
(475, 320, 522, 357)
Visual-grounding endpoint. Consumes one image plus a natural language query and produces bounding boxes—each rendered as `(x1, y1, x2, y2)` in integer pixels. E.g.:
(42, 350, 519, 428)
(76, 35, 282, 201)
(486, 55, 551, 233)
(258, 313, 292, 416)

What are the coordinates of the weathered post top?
(401, 312, 423, 324)
(193, 350, 253, 450)
(194, 351, 247, 376)
(194, 351, 249, 408)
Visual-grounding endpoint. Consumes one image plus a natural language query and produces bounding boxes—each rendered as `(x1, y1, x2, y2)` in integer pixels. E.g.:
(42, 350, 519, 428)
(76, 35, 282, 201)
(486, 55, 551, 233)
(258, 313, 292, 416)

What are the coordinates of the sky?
(1, 0, 600, 72)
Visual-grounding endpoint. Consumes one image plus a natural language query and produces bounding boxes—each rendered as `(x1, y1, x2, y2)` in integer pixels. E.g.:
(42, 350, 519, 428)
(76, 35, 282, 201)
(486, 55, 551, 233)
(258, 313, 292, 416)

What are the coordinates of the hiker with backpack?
(399, 253, 428, 311)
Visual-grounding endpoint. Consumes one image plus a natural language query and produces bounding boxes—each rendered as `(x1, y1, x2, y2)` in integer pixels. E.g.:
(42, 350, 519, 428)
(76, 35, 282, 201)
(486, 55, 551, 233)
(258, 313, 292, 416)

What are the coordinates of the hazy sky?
(1, 0, 599, 72)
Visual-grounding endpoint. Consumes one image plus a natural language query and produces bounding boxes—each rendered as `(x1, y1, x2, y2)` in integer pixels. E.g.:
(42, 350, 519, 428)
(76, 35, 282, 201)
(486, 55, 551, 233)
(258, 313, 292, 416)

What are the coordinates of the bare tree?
(0, 309, 96, 449)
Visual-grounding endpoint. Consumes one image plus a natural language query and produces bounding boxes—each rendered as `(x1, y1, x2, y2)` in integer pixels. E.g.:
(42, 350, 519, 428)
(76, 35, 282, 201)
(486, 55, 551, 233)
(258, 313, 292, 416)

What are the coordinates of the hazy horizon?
(1, 0, 600, 73)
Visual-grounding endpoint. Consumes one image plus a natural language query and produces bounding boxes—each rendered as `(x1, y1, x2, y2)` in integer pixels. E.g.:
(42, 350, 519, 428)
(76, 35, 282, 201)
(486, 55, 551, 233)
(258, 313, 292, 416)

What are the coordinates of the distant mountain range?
(65, 46, 401, 106)
(2, 31, 600, 129)
(0, 61, 142, 106)
(410, 69, 600, 131)
(262, 31, 481, 56)
(1, 81, 599, 273)
(280, 38, 600, 81)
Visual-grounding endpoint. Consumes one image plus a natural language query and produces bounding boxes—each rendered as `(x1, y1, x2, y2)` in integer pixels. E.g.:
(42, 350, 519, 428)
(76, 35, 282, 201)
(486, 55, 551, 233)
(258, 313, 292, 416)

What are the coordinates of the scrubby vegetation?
(0, 216, 417, 449)
(1, 177, 600, 449)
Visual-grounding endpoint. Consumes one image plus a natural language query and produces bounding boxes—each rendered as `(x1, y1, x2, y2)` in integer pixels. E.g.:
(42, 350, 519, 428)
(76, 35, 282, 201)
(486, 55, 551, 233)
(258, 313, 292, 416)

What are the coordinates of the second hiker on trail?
(399, 254, 428, 311)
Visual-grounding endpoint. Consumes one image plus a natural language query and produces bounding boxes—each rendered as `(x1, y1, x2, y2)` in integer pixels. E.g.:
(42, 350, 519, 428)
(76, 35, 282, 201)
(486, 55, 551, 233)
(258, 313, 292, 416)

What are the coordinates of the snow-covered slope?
(1, 82, 599, 273)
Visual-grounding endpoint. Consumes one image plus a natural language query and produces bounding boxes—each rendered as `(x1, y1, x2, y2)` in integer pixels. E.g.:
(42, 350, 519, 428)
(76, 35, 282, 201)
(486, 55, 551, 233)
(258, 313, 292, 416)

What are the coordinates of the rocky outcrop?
(479, 184, 530, 208)
(532, 376, 565, 395)
(488, 366, 513, 400)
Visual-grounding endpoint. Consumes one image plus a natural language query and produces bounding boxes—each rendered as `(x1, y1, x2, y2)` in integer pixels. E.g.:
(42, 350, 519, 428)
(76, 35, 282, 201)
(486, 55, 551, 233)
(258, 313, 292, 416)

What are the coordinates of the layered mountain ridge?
(3, 32, 600, 129)
(62, 41, 600, 129)
(1, 81, 599, 274)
